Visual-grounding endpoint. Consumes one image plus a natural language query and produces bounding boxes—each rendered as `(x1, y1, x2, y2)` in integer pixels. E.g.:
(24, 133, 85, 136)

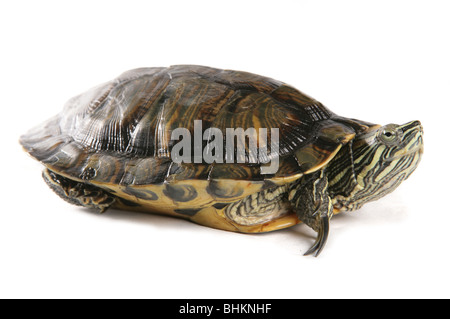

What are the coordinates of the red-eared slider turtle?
(20, 65, 423, 256)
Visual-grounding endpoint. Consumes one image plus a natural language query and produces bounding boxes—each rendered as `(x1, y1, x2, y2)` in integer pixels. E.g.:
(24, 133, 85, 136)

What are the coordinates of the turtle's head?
(329, 120, 423, 211)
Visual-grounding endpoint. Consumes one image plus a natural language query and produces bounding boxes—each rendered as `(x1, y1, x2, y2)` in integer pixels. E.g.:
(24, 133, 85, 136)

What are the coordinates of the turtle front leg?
(289, 170, 333, 257)
(42, 169, 116, 213)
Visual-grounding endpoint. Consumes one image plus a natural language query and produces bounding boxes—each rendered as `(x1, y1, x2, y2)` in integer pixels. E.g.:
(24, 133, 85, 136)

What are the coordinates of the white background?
(1, 0, 449, 299)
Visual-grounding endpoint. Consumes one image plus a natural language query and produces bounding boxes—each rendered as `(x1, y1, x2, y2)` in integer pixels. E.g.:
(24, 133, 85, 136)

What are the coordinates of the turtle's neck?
(326, 140, 361, 212)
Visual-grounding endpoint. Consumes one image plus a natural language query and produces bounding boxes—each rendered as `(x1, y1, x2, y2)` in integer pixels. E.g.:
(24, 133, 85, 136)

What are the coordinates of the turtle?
(20, 65, 424, 256)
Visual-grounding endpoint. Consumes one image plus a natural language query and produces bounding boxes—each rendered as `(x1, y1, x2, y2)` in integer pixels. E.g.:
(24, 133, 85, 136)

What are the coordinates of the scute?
(20, 65, 374, 190)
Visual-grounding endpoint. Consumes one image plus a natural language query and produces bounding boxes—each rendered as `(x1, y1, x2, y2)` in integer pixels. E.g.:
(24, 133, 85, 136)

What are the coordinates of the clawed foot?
(304, 216, 329, 257)
(43, 169, 115, 213)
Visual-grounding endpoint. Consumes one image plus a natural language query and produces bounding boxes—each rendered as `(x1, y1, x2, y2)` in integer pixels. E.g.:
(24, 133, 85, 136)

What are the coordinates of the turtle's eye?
(379, 125, 401, 145)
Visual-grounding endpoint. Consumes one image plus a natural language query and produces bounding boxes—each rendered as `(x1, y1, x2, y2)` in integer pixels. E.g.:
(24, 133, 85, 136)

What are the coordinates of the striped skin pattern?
(224, 184, 290, 226)
(42, 169, 116, 213)
(328, 121, 423, 212)
(20, 65, 423, 256)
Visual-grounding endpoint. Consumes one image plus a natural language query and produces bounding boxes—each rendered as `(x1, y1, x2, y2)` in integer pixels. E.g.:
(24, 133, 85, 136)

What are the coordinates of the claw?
(304, 216, 329, 257)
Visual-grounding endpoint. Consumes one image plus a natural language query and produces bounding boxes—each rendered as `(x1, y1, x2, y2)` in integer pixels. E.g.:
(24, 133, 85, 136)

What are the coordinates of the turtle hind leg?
(42, 169, 116, 213)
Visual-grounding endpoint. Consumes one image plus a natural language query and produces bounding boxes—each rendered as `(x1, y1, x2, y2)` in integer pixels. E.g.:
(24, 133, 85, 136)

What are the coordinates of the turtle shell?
(20, 65, 375, 232)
